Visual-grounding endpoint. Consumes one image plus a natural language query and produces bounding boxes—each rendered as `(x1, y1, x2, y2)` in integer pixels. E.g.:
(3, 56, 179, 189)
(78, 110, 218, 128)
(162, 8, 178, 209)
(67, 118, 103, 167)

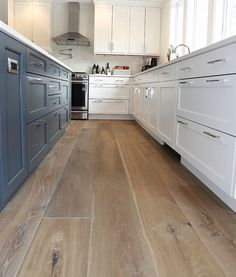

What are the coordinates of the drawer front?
(48, 62, 61, 78)
(89, 77, 130, 85)
(48, 80, 61, 95)
(133, 70, 158, 85)
(27, 118, 48, 173)
(47, 111, 61, 145)
(48, 95, 61, 112)
(158, 64, 178, 82)
(178, 43, 236, 79)
(177, 75, 236, 135)
(26, 75, 48, 123)
(89, 99, 129, 114)
(175, 117, 236, 196)
(61, 69, 70, 81)
(26, 49, 47, 75)
(61, 82, 70, 105)
(89, 84, 129, 99)
(60, 105, 70, 129)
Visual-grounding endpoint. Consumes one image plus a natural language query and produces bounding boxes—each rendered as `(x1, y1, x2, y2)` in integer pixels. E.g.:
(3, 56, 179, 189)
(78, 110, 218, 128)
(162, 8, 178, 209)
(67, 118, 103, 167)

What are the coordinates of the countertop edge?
(0, 21, 72, 72)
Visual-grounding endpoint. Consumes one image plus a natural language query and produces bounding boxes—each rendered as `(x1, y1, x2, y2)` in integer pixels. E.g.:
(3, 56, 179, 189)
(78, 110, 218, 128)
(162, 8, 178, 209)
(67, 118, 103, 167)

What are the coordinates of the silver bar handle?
(27, 76, 42, 82)
(161, 72, 169, 75)
(177, 120, 188, 126)
(203, 131, 221, 139)
(207, 59, 226, 64)
(49, 85, 57, 88)
(35, 120, 45, 127)
(180, 66, 192, 71)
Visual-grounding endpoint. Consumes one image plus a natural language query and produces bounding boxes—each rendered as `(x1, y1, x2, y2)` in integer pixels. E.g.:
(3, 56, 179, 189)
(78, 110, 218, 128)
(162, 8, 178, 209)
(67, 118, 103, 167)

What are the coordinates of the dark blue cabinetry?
(0, 34, 27, 210)
(0, 31, 71, 211)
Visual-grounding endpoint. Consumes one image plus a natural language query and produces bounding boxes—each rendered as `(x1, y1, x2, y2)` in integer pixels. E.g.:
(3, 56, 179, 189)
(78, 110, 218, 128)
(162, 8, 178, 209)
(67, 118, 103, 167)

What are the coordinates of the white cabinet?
(94, 5, 112, 54)
(146, 86, 158, 133)
(132, 87, 140, 118)
(89, 99, 129, 114)
(158, 81, 177, 147)
(145, 8, 161, 55)
(129, 7, 145, 54)
(175, 117, 236, 197)
(13, 1, 51, 50)
(112, 6, 130, 54)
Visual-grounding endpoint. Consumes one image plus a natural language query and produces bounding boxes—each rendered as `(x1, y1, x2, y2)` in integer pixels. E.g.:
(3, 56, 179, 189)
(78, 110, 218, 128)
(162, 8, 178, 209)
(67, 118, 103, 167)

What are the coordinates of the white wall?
(0, 0, 7, 23)
(51, 2, 144, 74)
(159, 0, 170, 63)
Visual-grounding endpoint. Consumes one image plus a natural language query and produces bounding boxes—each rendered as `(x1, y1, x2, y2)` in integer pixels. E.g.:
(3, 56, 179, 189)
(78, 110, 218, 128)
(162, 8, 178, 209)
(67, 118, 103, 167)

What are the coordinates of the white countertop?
(133, 34, 236, 77)
(0, 20, 72, 71)
(89, 74, 131, 78)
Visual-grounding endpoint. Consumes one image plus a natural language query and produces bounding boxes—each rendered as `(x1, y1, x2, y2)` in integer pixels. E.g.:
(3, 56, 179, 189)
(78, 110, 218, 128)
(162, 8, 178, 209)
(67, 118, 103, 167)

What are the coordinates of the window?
(213, 0, 236, 42)
(169, 0, 184, 47)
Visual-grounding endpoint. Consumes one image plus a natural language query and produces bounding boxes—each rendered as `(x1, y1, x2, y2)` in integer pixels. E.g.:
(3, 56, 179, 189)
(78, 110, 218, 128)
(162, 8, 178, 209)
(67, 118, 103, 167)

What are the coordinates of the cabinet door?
(132, 87, 139, 118)
(112, 6, 130, 54)
(147, 86, 158, 134)
(137, 87, 144, 121)
(94, 5, 112, 54)
(14, 1, 33, 40)
(145, 8, 161, 55)
(33, 2, 51, 50)
(47, 110, 61, 146)
(129, 7, 145, 54)
(0, 35, 27, 207)
(158, 81, 177, 148)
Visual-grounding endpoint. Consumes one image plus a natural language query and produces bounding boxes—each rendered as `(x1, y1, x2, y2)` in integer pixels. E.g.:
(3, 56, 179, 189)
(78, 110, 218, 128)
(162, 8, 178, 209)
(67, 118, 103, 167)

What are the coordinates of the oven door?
(71, 81, 88, 111)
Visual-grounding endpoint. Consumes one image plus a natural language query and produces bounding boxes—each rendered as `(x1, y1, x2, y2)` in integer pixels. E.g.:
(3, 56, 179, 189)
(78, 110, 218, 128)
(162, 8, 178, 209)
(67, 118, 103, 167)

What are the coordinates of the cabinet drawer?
(27, 118, 48, 173)
(47, 110, 61, 146)
(175, 117, 236, 196)
(48, 95, 61, 112)
(48, 80, 60, 95)
(89, 76, 130, 85)
(48, 62, 61, 78)
(89, 99, 129, 114)
(133, 70, 158, 84)
(61, 82, 70, 105)
(89, 84, 129, 99)
(178, 43, 236, 79)
(60, 105, 70, 129)
(26, 49, 47, 75)
(61, 69, 70, 81)
(177, 76, 236, 136)
(158, 64, 178, 82)
(26, 75, 48, 123)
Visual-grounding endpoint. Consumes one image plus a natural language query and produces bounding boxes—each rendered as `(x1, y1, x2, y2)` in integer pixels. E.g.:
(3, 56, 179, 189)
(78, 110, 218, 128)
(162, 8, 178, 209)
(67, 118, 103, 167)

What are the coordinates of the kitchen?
(0, 0, 236, 276)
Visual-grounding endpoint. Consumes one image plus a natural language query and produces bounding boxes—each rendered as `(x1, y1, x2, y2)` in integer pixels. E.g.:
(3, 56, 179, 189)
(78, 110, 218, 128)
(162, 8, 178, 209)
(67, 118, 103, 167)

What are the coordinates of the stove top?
(72, 72, 89, 81)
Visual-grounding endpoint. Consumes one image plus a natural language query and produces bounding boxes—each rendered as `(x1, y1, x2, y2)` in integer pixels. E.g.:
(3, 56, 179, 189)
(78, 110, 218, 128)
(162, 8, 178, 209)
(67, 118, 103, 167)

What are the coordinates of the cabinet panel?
(14, 2, 33, 40)
(90, 84, 129, 99)
(129, 7, 145, 54)
(61, 82, 70, 105)
(131, 87, 140, 118)
(89, 99, 129, 114)
(26, 49, 47, 75)
(147, 86, 158, 134)
(175, 117, 236, 197)
(158, 81, 177, 147)
(94, 5, 112, 54)
(112, 6, 130, 54)
(60, 105, 70, 129)
(47, 110, 61, 146)
(145, 8, 160, 55)
(26, 75, 48, 123)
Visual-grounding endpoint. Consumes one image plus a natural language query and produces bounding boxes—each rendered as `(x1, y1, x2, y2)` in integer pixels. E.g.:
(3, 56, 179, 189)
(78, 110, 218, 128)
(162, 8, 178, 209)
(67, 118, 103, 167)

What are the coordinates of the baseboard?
(181, 158, 236, 212)
(89, 114, 134, 120)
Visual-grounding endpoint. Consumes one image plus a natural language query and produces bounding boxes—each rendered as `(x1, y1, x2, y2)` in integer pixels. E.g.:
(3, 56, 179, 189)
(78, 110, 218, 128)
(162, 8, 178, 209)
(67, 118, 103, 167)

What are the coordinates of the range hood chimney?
(53, 2, 91, 46)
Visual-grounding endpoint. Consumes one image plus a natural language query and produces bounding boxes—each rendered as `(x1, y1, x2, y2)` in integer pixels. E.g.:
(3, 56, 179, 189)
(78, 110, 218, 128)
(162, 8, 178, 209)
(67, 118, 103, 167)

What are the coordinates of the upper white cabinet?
(13, 1, 51, 50)
(94, 5, 112, 53)
(94, 4, 161, 55)
(145, 8, 161, 55)
(129, 7, 145, 54)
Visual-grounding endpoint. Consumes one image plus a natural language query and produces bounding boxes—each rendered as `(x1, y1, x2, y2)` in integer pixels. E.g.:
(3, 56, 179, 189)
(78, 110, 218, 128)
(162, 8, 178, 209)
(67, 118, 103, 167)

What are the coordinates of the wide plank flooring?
(0, 120, 236, 277)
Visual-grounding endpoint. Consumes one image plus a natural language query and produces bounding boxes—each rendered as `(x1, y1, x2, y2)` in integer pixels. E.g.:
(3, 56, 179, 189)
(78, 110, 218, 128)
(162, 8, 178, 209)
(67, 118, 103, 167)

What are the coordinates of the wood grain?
(17, 218, 90, 277)
(89, 123, 157, 277)
(112, 121, 225, 276)
(0, 122, 81, 277)
(46, 128, 97, 217)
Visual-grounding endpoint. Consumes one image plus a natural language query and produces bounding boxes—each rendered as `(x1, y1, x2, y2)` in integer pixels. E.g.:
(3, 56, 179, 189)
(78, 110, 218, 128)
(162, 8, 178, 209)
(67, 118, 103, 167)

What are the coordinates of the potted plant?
(167, 45, 176, 61)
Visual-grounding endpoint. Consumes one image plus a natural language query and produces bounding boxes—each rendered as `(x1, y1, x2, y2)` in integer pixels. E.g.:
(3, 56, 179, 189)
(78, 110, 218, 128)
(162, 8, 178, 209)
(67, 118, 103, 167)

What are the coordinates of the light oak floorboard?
(0, 122, 82, 277)
(112, 121, 224, 276)
(17, 218, 90, 277)
(89, 123, 157, 277)
(46, 128, 97, 217)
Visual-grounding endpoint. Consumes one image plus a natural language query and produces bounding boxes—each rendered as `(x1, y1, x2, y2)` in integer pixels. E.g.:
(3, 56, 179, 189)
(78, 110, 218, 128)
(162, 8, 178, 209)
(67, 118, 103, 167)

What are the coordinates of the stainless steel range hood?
(53, 2, 91, 46)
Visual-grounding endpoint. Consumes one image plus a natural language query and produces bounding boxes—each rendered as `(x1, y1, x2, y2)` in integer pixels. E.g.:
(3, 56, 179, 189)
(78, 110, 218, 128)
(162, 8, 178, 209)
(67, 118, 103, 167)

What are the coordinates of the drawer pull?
(180, 66, 191, 71)
(51, 102, 58, 105)
(179, 81, 188, 85)
(49, 85, 57, 88)
(31, 61, 45, 67)
(177, 120, 188, 126)
(115, 80, 124, 82)
(206, 79, 220, 83)
(27, 76, 42, 82)
(207, 59, 226, 64)
(203, 131, 221, 139)
(161, 72, 169, 75)
(35, 120, 45, 127)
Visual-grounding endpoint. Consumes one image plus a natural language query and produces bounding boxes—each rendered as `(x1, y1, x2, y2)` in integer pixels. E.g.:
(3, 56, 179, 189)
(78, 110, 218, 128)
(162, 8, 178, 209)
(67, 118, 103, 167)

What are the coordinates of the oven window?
(72, 82, 87, 108)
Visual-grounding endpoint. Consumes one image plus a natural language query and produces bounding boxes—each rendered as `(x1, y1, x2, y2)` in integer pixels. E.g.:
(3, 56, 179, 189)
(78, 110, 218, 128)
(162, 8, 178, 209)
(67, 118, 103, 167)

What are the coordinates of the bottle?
(101, 67, 105, 74)
(96, 65, 100, 74)
(92, 64, 96, 74)
(106, 63, 111, 75)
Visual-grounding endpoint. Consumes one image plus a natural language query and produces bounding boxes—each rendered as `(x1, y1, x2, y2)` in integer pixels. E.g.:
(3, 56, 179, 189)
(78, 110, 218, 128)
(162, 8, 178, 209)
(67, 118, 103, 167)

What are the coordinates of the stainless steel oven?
(71, 72, 89, 120)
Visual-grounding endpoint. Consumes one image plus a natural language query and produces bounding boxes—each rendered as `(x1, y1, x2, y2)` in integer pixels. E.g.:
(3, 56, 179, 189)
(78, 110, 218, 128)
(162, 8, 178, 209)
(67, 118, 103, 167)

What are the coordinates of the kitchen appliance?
(71, 72, 89, 120)
(142, 57, 158, 71)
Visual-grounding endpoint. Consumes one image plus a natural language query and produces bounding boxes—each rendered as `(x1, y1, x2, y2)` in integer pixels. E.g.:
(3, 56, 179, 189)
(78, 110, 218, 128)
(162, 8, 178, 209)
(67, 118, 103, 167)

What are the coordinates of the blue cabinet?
(0, 34, 27, 210)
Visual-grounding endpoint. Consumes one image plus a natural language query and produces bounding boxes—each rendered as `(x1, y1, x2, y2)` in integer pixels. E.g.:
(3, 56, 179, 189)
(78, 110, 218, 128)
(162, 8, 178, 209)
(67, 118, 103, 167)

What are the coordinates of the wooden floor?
(1, 120, 236, 277)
